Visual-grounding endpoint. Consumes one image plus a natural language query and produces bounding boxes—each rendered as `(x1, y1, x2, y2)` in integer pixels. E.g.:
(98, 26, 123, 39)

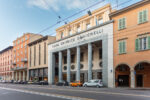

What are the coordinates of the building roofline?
(109, 0, 150, 17)
(56, 4, 111, 31)
(28, 35, 55, 46)
(0, 46, 13, 54)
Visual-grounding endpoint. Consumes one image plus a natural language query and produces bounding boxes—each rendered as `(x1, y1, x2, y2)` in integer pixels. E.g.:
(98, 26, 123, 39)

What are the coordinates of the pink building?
(0, 46, 13, 81)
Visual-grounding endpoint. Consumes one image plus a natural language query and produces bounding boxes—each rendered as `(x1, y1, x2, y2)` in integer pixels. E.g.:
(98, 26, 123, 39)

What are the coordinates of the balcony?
(11, 66, 27, 71)
(21, 58, 28, 63)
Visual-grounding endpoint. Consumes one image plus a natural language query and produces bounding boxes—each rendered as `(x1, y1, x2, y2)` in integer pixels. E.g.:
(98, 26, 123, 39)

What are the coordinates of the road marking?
(1, 84, 150, 98)
(0, 87, 94, 100)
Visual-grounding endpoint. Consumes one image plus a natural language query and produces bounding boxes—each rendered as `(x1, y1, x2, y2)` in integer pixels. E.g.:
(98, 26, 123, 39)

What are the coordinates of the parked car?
(70, 81, 82, 87)
(39, 81, 48, 85)
(56, 81, 69, 86)
(83, 79, 103, 88)
(28, 80, 34, 84)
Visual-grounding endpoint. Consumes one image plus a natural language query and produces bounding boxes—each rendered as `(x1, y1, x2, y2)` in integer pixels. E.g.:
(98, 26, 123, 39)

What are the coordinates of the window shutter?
(143, 10, 148, 22)
(135, 39, 139, 51)
(123, 41, 126, 53)
(119, 42, 121, 54)
(122, 18, 126, 29)
(148, 36, 150, 49)
(118, 19, 121, 30)
(138, 11, 143, 24)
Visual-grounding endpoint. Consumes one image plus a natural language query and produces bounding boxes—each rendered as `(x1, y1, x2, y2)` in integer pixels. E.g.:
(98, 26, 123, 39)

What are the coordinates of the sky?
(0, 0, 141, 51)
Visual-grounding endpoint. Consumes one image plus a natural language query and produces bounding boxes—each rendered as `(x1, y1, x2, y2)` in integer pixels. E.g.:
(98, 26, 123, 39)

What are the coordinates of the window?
(71, 55, 75, 63)
(30, 48, 31, 67)
(39, 44, 41, 65)
(86, 23, 91, 29)
(64, 56, 67, 64)
(34, 46, 36, 66)
(118, 17, 126, 30)
(18, 40, 20, 44)
(69, 30, 72, 36)
(119, 40, 126, 54)
(21, 44, 23, 48)
(44, 42, 46, 64)
(61, 32, 64, 39)
(99, 48, 102, 59)
(25, 36, 28, 40)
(77, 26, 81, 33)
(138, 9, 148, 24)
(80, 52, 84, 62)
(135, 36, 150, 51)
(98, 18, 103, 25)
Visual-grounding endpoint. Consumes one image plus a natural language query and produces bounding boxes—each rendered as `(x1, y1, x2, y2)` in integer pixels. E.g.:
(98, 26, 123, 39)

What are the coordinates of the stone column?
(23, 71, 25, 81)
(76, 46, 80, 81)
(59, 51, 62, 82)
(88, 43, 92, 82)
(19, 71, 21, 80)
(130, 68, 135, 88)
(67, 49, 71, 83)
(15, 72, 18, 81)
(48, 52, 55, 84)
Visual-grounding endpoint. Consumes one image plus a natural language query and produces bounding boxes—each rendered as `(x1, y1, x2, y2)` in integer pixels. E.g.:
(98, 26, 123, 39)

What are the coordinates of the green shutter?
(122, 18, 126, 29)
(118, 19, 122, 30)
(148, 36, 150, 49)
(138, 11, 143, 24)
(143, 10, 148, 22)
(119, 42, 121, 54)
(123, 41, 126, 53)
(135, 39, 139, 51)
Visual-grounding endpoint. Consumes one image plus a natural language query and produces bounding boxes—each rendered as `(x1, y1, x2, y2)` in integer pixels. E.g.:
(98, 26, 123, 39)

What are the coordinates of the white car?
(83, 79, 103, 88)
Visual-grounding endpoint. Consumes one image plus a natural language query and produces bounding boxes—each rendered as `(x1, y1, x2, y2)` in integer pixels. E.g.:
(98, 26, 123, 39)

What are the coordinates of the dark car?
(56, 81, 69, 86)
(39, 81, 48, 85)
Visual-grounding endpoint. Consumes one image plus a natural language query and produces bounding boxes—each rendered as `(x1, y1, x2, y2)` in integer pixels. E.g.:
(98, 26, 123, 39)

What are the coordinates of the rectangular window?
(98, 18, 103, 25)
(77, 26, 81, 33)
(64, 56, 67, 64)
(71, 55, 75, 63)
(39, 44, 41, 65)
(30, 48, 31, 67)
(61, 32, 64, 39)
(80, 52, 84, 62)
(118, 17, 126, 30)
(44, 42, 46, 64)
(86, 23, 91, 29)
(99, 48, 102, 59)
(138, 9, 148, 24)
(34, 46, 36, 66)
(135, 36, 150, 51)
(69, 30, 72, 36)
(119, 40, 126, 54)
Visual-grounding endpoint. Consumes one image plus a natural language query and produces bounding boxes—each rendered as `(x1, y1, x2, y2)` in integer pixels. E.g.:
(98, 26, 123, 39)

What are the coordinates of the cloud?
(27, 0, 99, 11)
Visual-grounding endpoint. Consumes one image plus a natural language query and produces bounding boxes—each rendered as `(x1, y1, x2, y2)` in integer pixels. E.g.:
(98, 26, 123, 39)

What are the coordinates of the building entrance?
(118, 75, 129, 87)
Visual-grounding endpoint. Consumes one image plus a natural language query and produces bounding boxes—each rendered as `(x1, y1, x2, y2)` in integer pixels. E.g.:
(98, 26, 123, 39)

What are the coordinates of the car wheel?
(84, 84, 87, 87)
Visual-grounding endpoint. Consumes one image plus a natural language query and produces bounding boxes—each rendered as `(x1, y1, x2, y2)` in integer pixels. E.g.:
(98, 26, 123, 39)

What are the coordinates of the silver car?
(83, 79, 103, 88)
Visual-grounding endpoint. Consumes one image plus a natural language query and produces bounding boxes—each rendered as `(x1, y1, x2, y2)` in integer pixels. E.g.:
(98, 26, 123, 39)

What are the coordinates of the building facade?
(110, 0, 150, 88)
(48, 4, 114, 87)
(28, 36, 55, 82)
(0, 46, 13, 81)
(12, 33, 40, 81)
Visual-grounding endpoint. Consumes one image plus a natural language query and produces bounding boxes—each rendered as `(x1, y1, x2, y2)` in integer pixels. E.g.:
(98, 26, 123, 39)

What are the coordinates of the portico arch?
(134, 61, 150, 87)
(115, 64, 130, 87)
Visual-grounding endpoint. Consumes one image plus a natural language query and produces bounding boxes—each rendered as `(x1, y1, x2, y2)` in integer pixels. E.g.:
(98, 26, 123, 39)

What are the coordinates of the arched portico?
(134, 61, 150, 87)
(115, 64, 131, 87)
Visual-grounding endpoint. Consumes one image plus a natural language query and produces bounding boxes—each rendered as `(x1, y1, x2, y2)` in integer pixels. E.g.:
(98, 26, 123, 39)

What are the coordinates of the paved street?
(0, 84, 150, 100)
